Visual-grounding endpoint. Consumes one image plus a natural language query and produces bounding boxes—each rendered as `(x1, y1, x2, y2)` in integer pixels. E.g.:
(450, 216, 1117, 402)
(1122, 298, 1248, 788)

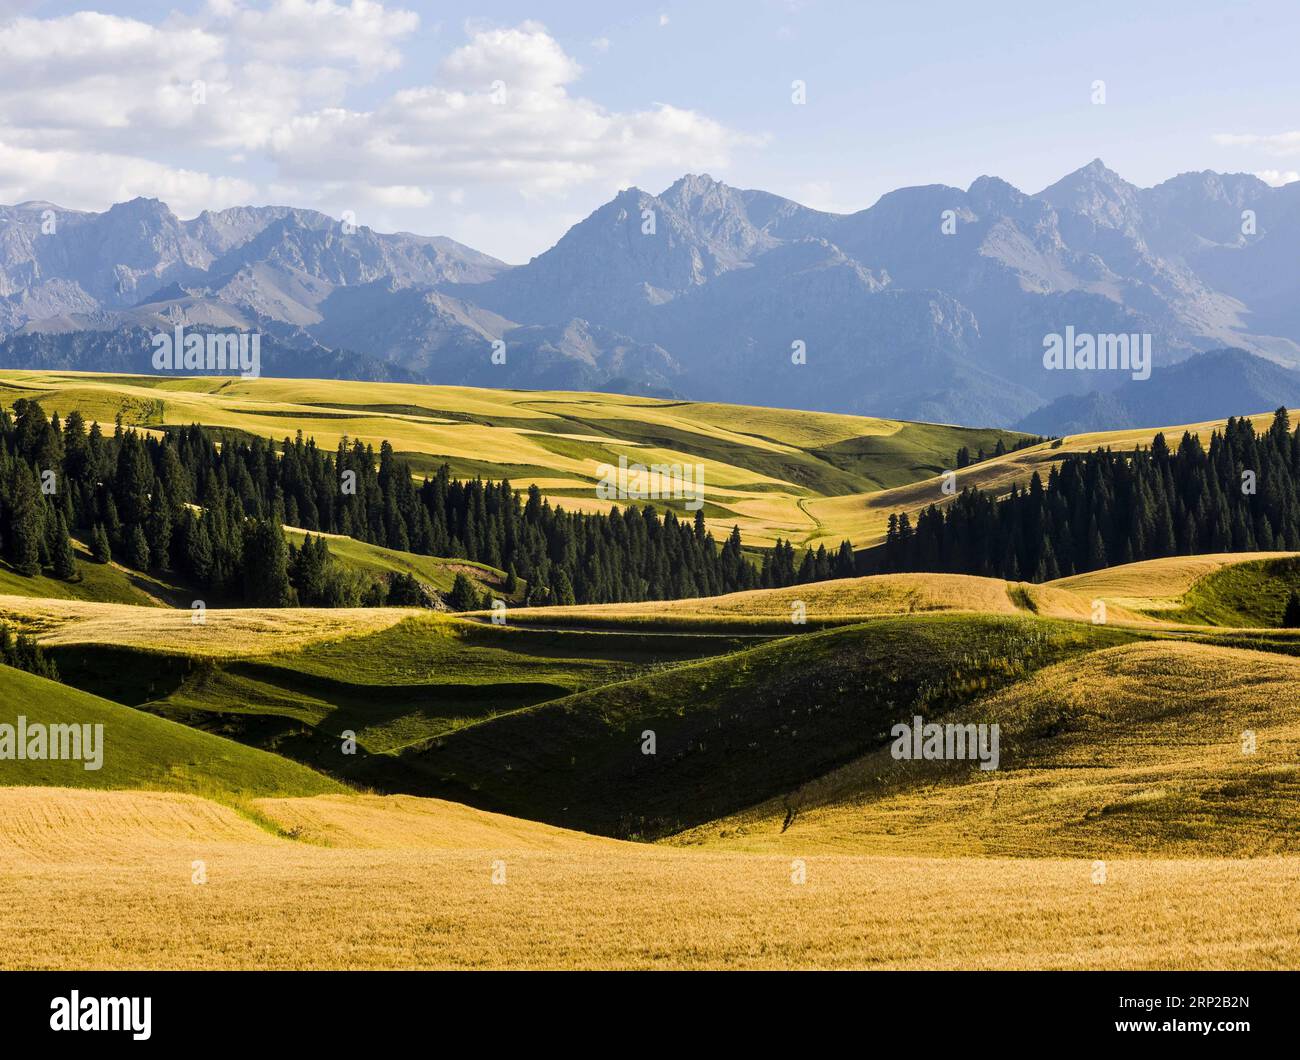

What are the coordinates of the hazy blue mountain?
(0, 326, 419, 383)
(1016, 348, 1300, 434)
(3, 163, 1300, 424)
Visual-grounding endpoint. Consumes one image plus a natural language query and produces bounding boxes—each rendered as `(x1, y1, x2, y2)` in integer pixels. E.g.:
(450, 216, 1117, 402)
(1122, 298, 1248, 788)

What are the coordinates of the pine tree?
(242, 518, 292, 606)
(4, 463, 42, 575)
(125, 525, 150, 570)
(90, 523, 112, 564)
(51, 513, 77, 580)
(552, 567, 576, 606)
(446, 573, 481, 611)
(386, 572, 425, 606)
(188, 517, 214, 585)
(145, 487, 172, 570)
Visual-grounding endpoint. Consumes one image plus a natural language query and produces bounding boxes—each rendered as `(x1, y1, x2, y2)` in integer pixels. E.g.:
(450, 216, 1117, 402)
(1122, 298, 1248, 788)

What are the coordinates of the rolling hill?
(3, 374, 1300, 971)
(0, 663, 341, 800)
(674, 639, 1300, 858)
(0, 369, 1031, 548)
(4, 552, 1300, 970)
(2, 371, 1286, 559)
(7, 784, 1295, 970)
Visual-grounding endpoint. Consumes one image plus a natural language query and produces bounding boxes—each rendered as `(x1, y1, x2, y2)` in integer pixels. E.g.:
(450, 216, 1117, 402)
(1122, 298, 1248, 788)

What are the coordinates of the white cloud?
(0, 8, 758, 259)
(795, 181, 858, 214)
(0, 140, 257, 215)
(0, 6, 377, 154)
(267, 22, 758, 196)
(214, 0, 418, 74)
(1214, 131, 1300, 156)
(590, 37, 611, 53)
(1255, 169, 1300, 187)
(439, 20, 580, 91)
(360, 184, 433, 208)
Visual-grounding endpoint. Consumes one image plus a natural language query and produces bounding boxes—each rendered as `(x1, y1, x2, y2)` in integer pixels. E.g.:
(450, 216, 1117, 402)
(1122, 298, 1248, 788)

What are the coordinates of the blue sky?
(1, 0, 1296, 261)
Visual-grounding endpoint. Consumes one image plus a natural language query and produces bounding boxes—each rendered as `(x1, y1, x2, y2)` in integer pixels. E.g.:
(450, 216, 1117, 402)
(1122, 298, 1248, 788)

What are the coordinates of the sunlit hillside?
(1, 376, 1297, 973)
(0, 370, 1035, 548)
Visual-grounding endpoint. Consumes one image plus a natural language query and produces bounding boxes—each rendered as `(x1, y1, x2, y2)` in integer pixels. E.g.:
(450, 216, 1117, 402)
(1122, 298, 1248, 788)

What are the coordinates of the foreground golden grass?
(0, 594, 416, 655)
(253, 793, 616, 851)
(1, 788, 1294, 970)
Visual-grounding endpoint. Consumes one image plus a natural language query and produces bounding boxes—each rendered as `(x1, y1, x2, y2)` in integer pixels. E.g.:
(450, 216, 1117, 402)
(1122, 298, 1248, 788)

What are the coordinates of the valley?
(0, 376, 1297, 970)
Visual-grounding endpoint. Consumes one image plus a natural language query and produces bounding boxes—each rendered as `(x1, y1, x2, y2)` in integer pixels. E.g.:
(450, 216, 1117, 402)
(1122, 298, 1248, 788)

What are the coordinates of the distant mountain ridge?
(1016, 348, 1300, 434)
(3, 161, 1299, 426)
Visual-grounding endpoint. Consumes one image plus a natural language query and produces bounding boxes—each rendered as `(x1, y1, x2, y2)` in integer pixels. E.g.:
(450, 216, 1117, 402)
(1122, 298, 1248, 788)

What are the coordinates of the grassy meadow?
(0, 369, 1033, 549)
(1, 374, 1297, 970)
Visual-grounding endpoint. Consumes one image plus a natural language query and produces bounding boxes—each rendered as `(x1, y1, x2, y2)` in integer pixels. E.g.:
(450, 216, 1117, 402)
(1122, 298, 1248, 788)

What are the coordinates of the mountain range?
(3, 160, 1300, 432)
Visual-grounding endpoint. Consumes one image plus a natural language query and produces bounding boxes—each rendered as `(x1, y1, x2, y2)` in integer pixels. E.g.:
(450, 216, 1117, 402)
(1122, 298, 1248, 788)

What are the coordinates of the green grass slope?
(675, 639, 1300, 859)
(393, 613, 1137, 838)
(0, 663, 343, 799)
(0, 542, 179, 606)
(46, 614, 759, 775)
(283, 528, 509, 595)
(1165, 556, 1300, 626)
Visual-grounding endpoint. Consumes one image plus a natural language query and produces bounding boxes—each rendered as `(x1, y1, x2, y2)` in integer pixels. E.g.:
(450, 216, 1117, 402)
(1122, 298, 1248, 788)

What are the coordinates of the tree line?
(0, 621, 58, 681)
(954, 433, 1049, 469)
(0, 399, 852, 608)
(884, 409, 1300, 580)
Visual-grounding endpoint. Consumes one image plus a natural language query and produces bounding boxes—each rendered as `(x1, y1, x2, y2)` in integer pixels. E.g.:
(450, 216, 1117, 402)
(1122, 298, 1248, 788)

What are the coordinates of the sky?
(0, 0, 1297, 263)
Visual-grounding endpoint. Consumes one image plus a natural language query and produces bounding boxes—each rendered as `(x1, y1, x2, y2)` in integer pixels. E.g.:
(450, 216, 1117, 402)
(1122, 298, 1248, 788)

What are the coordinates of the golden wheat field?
(0, 371, 1294, 977)
(1051, 552, 1297, 612)
(1, 788, 1295, 971)
(0, 594, 418, 654)
(487, 570, 1155, 628)
(0, 370, 928, 548)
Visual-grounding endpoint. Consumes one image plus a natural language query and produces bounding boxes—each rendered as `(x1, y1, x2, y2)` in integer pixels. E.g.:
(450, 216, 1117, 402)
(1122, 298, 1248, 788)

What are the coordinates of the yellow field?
(0, 370, 924, 548)
(0, 364, 1294, 971)
(0, 594, 417, 655)
(2, 787, 1294, 970)
(2, 556, 1298, 970)
(1051, 552, 1297, 612)
(493, 571, 1153, 628)
(254, 793, 617, 851)
(0, 371, 1286, 551)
